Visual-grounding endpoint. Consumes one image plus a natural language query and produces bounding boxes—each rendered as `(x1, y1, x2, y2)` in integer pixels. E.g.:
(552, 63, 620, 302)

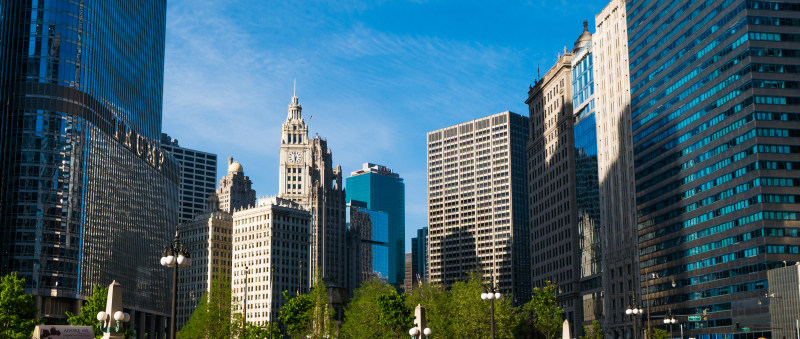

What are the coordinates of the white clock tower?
(279, 85, 311, 204)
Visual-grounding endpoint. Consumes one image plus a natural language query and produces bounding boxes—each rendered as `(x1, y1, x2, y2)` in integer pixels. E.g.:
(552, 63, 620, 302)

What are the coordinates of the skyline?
(162, 0, 607, 251)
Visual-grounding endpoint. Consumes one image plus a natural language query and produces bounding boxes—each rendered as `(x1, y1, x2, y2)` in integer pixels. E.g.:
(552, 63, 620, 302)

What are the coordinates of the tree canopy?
(178, 273, 233, 338)
(521, 281, 564, 339)
(341, 279, 412, 339)
(0, 272, 39, 339)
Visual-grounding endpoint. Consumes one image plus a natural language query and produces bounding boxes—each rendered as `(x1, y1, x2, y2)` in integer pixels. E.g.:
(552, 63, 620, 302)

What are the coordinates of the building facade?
(232, 196, 311, 327)
(404, 253, 413, 292)
(345, 163, 405, 288)
(277, 91, 347, 288)
(346, 201, 390, 293)
(176, 208, 233, 328)
(161, 133, 218, 224)
(427, 111, 530, 302)
(767, 264, 800, 339)
(571, 22, 604, 329)
(527, 46, 581, 329)
(627, 0, 800, 336)
(411, 227, 429, 286)
(216, 157, 256, 214)
(0, 1, 177, 336)
(593, 0, 640, 336)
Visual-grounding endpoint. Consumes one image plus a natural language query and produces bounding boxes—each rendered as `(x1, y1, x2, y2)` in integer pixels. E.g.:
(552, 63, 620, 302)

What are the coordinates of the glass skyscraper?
(0, 1, 178, 335)
(627, 0, 800, 336)
(346, 163, 405, 288)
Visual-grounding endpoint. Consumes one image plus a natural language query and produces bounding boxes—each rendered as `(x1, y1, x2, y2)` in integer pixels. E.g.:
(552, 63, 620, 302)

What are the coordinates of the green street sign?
(688, 316, 701, 321)
(740, 328, 750, 332)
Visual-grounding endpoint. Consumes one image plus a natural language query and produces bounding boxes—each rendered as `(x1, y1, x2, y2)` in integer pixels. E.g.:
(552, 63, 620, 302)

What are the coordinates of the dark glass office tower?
(627, 0, 800, 336)
(0, 1, 178, 336)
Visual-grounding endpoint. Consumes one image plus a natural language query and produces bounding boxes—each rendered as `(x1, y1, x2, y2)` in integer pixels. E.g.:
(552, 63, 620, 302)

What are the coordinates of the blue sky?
(162, 0, 606, 251)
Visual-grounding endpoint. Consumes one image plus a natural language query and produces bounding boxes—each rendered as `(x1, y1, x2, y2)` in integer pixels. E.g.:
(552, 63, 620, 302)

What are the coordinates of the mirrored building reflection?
(0, 1, 177, 336)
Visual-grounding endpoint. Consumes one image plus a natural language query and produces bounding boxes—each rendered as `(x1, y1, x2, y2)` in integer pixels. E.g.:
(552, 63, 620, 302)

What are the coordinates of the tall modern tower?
(628, 0, 800, 335)
(427, 111, 530, 302)
(0, 1, 177, 336)
(161, 133, 218, 224)
(593, 0, 639, 336)
(277, 90, 347, 288)
(346, 163, 405, 288)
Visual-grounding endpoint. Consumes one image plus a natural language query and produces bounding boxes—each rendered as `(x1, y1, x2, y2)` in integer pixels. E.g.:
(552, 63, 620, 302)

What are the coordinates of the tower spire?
(288, 80, 302, 120)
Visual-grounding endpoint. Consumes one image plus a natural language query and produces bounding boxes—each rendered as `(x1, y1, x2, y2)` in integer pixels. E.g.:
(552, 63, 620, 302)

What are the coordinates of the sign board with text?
(688, 315, 701, 321)
(32, 326, 94, 339)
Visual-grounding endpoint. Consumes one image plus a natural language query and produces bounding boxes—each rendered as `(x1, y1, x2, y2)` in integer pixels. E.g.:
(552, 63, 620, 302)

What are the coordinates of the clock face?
(288, 151, 302, 164)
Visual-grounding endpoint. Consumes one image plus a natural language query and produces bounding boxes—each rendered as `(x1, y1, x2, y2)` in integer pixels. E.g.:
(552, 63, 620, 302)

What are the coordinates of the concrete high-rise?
(217, 157, 256, 214)
(161, 133, 218, 224)
(175, 202, 233, 329)
(277, 90, 347, 288)
(232, 196, 311, 327)
(346, 163, 405, 288)
(627, 0, 800, 335)
(427, 111, 530, 301)
(411, 227, 429, 285)
(526, 44, 581, 329)
(593, 0, 639, 336)
(0, 1, 177, 335)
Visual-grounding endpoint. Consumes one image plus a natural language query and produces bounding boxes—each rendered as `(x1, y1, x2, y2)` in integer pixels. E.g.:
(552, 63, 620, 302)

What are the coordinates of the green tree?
(522, 281, 564, 339)
(341, 279, 412, 339)
(279, 291, 312, 339)
(0, 272, 39, 339)
(580, 320, 604, 339)
(405, 282, 452, 338)
(376, 292, 413, 338)
(447, 273, 520, 339)
(66, 285, 108, 338)
(647, 328, 669, 339)
(178, 273, 232, 338)
(307, 274, 335, 338)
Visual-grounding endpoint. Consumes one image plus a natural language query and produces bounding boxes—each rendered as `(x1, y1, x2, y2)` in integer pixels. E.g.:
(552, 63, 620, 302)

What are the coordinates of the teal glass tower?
(346, 163, 405, 288)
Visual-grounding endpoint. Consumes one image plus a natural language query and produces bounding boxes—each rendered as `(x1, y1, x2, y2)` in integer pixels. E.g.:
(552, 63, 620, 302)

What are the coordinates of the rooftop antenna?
(293, 78, 296, 97)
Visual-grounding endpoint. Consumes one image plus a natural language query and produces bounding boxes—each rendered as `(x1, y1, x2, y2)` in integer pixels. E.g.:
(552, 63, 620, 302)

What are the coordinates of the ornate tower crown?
(288, 79, 302, 120)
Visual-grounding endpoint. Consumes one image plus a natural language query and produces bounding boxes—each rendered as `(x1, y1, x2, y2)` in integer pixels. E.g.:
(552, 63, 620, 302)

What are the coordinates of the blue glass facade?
(0, 0, 178, 333)
(347, 203, 390, 284)
(345, 164, 405, 287)
(627, 0, 800, 335)
(572, 38, 603, 326)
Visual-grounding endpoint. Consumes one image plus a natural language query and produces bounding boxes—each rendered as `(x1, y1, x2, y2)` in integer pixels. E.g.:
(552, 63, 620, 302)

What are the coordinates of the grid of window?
(628, 0, 800, 332)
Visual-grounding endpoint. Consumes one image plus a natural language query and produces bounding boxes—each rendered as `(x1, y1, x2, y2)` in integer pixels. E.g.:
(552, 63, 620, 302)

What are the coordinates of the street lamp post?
(409, 304, 431, 339)
(626, 295, 644, 339)
(663, 310, 677, 339)
(645, 273, 658, 339)
(481, 282, 502, 339)
(160, 231, 191, 339)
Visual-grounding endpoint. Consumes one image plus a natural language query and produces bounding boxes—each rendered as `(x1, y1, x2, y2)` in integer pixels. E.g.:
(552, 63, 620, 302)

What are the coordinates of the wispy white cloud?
(162, 0, 599, 250)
